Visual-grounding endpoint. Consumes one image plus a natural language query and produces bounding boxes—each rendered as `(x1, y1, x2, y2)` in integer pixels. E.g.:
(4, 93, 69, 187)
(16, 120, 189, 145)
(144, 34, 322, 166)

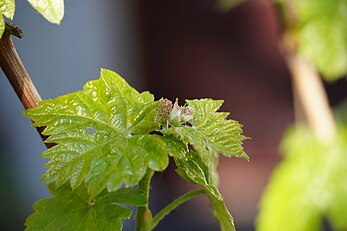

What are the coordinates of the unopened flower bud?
(155, 98, 173, 124)
(169, 101, 182, 126)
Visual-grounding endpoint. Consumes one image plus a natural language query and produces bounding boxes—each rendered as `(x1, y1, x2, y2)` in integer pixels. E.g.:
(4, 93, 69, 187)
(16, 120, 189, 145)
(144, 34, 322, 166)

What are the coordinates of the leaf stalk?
(150, 189, 206, 230)
(136, 168, 154, 231)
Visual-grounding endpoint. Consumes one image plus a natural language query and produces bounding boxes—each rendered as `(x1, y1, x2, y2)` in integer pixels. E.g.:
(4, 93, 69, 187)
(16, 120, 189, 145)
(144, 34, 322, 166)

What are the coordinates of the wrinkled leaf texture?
(162, 98, 248, 162)
(25, 69, 187, 197)
(163, 98, 246, 231)
(169, 98, 247, 231)
(164, 98, 247, 202)
(25, 68, 248, 231)
(25, 184, 145, 231)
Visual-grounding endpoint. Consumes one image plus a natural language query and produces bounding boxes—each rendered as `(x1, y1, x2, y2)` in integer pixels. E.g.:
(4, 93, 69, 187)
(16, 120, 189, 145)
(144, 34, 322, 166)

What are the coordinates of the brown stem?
(0, 25, 52, 148)
(287, 55, 336, 143)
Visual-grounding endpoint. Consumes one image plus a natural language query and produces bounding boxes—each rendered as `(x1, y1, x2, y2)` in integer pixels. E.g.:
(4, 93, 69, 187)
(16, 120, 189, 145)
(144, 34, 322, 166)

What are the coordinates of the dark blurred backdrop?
(1, 1, 346, 230)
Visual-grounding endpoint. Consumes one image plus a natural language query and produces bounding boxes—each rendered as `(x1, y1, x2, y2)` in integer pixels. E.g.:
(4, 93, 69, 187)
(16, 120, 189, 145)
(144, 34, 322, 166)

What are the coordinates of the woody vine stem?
(0, 22, 52, 148)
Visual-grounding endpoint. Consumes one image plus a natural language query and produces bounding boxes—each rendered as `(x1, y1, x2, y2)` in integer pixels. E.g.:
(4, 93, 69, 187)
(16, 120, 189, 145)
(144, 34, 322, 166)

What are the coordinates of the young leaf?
(25, 184, 133, 231)
(175, 152, 218, 198)
(209, 191, 236, 231)
(25, 69, 187, 197)
(161, 99, 248, 160)
(175, 152, 236, 231)
(27, 0, 64, 24)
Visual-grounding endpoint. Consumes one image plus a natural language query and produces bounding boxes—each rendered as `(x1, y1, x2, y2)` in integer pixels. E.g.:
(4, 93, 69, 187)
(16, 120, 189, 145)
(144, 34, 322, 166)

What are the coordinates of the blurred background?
(0, 0, 346, 230)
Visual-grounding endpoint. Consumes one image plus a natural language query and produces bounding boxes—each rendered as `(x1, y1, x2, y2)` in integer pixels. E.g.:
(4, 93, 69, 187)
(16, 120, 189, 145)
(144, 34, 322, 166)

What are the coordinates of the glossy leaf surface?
(25, 69, 186, 197)
(164, 99, 247, 230)
(25, 184, 135, 231)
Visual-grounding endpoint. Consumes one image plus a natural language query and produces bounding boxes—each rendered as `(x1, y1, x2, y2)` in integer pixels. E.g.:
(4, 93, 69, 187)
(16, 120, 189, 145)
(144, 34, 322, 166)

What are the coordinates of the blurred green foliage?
(295, 0, 347, 81)
(218, 0, 347, 80)
(273, 0, 347, 81)
(256, 104, 347, 231)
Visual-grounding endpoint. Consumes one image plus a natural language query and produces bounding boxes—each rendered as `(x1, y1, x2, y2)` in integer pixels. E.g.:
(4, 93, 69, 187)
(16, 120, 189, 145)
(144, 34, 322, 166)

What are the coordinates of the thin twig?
(0, 23, 52, 148)
(151, 189, 206, 230)
(287, 56, 336, 143)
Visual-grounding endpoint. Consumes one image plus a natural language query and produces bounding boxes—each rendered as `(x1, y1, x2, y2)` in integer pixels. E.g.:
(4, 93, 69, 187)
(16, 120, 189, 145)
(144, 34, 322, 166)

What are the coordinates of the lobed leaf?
(162, 99, 248, 160)
(27, 0, 64, 24)
(25, 69, 187, 197)
(25, 184, 135, 231)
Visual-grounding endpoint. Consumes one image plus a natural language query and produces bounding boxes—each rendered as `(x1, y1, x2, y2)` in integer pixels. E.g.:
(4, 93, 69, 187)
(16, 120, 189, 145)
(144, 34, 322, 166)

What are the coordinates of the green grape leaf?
(25, 69, 187, 197)
(27, 0, 64, 24)
(256, 125, 347, 231)
(295, 0, 347, 80)
(0, 0, 15, 38)
(175, 152, 235, 231)
(175, 152, 219, 199)
(325, 127, 347, 230)
(162, 99, 248, 160)
(105, 187, 147, 207)
(25, 184, 134, 231)
(209, 193, 236, 231)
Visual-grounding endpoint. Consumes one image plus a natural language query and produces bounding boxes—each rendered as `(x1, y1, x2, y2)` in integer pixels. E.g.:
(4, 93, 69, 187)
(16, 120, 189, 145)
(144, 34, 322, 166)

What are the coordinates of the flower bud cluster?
(155, 99, 194, 126)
